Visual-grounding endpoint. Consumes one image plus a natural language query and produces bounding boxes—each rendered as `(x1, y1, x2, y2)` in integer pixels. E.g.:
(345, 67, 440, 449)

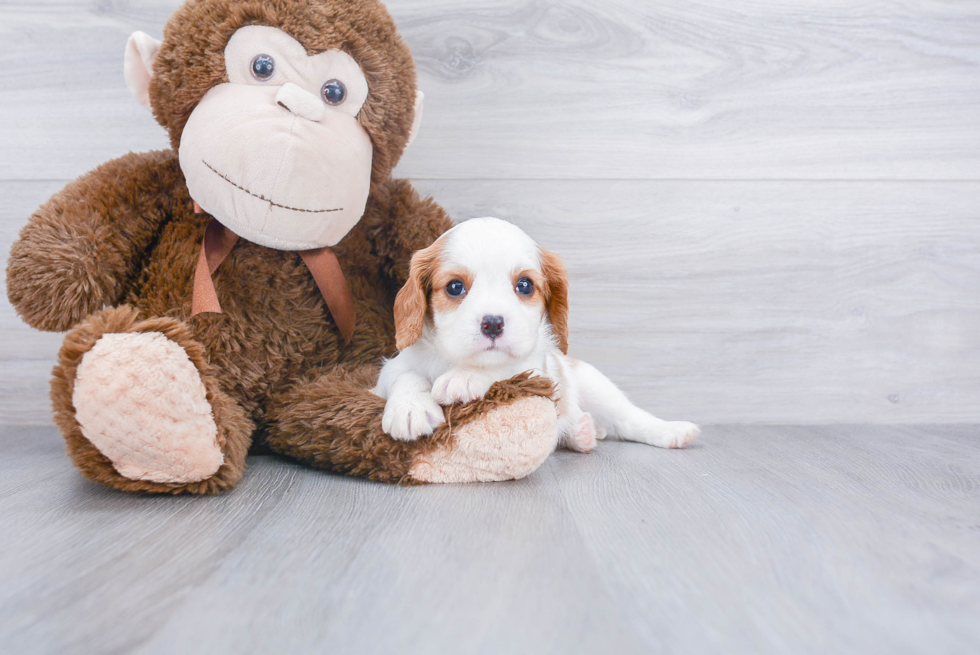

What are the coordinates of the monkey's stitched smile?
(203, 160, 343, 214)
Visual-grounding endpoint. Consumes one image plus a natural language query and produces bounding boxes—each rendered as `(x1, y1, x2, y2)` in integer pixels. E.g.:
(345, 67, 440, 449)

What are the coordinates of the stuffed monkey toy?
(5, 0, 559, 493)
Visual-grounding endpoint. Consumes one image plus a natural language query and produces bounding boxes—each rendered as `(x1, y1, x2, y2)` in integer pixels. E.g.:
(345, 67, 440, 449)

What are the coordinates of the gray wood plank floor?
(1, 424, 978, 654)
(2, 3, 978, 652)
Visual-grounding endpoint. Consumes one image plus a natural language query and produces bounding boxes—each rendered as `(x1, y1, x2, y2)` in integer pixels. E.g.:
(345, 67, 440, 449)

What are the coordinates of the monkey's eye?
(516, 277, 534, 296)
(251, 54, 276, 81)
(321, 79, 347, 106)
(445, 280, 466, 297)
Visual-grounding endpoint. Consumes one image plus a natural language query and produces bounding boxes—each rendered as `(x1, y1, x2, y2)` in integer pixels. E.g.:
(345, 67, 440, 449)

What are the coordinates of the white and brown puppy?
(374, 217, 700, 451)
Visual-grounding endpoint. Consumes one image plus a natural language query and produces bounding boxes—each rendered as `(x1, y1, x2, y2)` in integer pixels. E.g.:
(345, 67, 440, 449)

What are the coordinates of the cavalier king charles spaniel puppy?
(374, 217, 700, 452)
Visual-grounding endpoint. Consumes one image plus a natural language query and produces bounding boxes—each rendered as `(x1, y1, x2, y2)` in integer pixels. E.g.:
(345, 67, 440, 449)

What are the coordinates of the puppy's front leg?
(431, 369, 494, 406)
(375, 353, 446, 441)
(380, 372, 446, 441)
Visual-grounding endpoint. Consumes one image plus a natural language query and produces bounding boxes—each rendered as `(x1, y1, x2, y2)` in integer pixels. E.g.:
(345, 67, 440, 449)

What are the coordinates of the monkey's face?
(177, 26, 374, 250)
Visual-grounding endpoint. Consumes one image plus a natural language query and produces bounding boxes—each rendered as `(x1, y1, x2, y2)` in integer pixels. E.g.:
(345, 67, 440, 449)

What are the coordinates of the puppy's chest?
(538, 352, 574, 415)
(479, 352, 569, 408)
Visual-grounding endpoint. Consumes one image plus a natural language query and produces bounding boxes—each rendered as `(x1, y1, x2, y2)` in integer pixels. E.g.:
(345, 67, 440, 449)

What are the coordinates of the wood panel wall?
(1, 0, 978, 424)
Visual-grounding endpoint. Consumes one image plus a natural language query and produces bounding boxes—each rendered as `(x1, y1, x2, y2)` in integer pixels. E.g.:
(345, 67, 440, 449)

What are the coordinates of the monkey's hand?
(7, 150, 181, 331)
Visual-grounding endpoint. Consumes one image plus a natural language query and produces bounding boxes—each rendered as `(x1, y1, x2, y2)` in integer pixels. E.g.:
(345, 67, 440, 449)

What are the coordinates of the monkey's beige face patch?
(178, 26, 374, 250)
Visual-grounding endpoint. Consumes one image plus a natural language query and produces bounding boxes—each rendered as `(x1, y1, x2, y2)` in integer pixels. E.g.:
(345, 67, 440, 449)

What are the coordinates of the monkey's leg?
(52, 306, 253, 494)
(266, 368, 559, 485)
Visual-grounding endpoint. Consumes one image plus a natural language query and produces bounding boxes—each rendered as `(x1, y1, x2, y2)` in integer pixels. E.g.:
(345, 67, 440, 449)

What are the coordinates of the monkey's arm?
(369, 178, 453, 288)
(6, 150, 182, 332)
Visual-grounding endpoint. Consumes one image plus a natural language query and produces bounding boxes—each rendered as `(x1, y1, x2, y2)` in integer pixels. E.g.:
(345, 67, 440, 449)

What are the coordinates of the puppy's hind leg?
(557, 411, 600, 453)
(570, 360, 699, 449)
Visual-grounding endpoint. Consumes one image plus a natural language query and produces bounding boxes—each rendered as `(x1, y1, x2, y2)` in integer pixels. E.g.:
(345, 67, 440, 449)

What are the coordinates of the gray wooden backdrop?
(1, 0, 978, 425)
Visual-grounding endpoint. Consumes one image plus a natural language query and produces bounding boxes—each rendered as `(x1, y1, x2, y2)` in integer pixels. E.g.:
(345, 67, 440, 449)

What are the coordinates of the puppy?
(374, 217, 700, 452)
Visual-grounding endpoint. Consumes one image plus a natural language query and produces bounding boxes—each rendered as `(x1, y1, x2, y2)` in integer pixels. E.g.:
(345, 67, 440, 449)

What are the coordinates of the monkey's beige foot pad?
(73, 332, 223, 484)
(410, 392, 559, 484)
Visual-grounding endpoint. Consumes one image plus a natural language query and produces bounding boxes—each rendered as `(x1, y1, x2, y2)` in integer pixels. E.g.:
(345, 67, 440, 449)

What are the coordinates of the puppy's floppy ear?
(394, 241, 441, 350)
(539, 248, 570, 355)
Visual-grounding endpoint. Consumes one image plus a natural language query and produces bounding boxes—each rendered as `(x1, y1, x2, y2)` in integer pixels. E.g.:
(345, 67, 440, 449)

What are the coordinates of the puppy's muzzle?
(480, 315, 504, 339)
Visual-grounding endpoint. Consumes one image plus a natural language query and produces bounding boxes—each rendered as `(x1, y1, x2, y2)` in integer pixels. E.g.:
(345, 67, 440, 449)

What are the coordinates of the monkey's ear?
(406, 91, 425, 148)
(124, 31, 163, 111)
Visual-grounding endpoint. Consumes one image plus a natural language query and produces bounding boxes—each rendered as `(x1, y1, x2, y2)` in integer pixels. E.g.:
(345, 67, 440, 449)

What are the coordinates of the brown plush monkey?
(5, 0, 558, 493)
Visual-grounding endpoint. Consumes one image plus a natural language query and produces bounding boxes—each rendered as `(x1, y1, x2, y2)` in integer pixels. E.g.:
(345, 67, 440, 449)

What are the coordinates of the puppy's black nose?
(481, 315, 505, 339)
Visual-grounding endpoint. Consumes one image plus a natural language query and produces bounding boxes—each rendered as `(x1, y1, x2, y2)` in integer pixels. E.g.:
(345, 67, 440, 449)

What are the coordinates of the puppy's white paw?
(659, 421, 700, 449)
(629, 417, 701, 449)
(431, 370, 492, 406)
(382, 393, 445, 441)
(565, 413, 598, 453)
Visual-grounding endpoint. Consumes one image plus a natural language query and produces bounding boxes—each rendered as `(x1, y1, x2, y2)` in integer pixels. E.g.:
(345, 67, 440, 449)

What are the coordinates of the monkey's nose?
(275, 83, 325, 122)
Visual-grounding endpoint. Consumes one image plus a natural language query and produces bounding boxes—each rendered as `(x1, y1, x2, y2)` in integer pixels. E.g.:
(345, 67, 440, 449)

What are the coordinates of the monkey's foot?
(73, 331, 224, 484)
(410, 375, 559, 483)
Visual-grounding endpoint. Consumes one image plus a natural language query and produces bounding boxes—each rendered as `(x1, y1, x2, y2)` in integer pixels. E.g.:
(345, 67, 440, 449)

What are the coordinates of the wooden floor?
(1, 424, 977, 654)
(1, 3, 978, 653)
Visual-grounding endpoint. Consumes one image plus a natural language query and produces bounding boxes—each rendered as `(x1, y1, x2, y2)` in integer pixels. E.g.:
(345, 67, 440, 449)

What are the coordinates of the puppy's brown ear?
(540, 248, 570, 355)
(394, 241, 441, 350)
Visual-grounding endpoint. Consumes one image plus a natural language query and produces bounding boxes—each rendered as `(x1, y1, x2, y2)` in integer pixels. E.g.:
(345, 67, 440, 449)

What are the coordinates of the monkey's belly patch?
(73, 332, 223, 484)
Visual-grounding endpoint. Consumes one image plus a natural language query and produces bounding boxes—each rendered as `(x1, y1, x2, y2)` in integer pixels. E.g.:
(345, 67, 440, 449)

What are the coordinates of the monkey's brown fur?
(7, 0, 554, 492)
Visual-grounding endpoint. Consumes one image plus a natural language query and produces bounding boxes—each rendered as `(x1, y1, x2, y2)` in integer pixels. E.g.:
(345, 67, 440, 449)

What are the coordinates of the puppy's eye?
(251, 54, 276, 81)
(446, 280, 466, 297)
(516, 277, 534, 296)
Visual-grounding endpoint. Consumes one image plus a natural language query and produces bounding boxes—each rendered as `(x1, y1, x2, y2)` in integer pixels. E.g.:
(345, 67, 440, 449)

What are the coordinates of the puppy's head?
(394, 217, 569, 367)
